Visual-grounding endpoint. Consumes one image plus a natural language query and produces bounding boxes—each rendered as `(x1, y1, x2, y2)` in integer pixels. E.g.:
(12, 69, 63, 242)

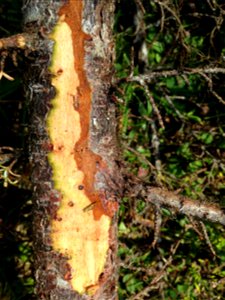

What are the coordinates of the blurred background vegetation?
(115, 1, 225, 299)
(0, 0, 225, 299)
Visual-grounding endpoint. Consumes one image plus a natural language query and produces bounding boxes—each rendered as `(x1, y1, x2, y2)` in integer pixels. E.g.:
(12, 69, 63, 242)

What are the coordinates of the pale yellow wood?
(47, 18, 111, 294)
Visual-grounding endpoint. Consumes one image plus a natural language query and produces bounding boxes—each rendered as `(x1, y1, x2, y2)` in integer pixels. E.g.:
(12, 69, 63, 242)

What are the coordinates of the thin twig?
(199, 71, 225, 105)
(129, 239, 181, 300)
(188, 216, 216, 257)
(134, 0, 146, 14)
(199, 221, 216, 257)
(151, 203, 162, 248)
(151, 239, 181, 285)
(122, 143, 155, 170)
(164, 94, 185, 119)
(133, 76, 165, 129)
(150, 121, 162, 178)
(128, 67, 225, 83)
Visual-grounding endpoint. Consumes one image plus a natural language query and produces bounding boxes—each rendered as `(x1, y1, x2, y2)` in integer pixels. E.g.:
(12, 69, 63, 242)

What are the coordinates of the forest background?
(0, 0, 225, 299)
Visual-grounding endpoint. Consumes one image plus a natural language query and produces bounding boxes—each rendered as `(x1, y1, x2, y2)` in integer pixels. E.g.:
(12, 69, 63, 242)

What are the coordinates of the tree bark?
(23, 1, 120, 299)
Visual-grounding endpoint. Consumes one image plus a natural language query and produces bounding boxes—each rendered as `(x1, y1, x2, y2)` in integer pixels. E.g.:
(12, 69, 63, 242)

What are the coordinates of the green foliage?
(115, 0, 225, 298)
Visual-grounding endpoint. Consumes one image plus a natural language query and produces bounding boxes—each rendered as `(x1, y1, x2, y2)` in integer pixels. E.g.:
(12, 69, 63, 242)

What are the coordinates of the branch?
(147, 187, 225, 226)
(128, 67, 225, 83)
(0, 33, 39, 81)
(0, 33, 36, 50)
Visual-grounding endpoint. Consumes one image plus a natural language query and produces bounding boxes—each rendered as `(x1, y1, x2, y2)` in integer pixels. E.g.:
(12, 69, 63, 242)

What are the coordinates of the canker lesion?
(47, 9, 112, 293)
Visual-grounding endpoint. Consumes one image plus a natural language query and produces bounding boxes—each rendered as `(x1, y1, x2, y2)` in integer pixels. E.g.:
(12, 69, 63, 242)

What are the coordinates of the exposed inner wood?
(47, 2, 111, 294)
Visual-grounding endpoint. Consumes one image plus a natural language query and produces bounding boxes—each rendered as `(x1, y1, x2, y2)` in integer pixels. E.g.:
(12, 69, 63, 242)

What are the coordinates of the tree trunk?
(23, 1, 120, 299)
(2, 1, 225, 298)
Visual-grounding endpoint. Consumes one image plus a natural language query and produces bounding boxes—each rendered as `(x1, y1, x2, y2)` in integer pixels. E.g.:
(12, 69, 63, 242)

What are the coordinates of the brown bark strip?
(82, 1, 120, 298)
(148, 187, 225, 225)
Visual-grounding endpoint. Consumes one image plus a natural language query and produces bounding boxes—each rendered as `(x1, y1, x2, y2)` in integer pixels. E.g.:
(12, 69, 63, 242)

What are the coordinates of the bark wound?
(25, 0, 118, 299)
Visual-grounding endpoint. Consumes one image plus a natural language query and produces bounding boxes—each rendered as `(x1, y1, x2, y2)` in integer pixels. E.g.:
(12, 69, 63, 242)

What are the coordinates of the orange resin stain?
(47, 1, 111, 295)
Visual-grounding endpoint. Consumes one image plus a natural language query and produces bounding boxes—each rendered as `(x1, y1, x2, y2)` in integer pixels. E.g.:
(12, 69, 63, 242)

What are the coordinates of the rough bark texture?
(23, 0, 119, 299)
(148, 187, 225, 226)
